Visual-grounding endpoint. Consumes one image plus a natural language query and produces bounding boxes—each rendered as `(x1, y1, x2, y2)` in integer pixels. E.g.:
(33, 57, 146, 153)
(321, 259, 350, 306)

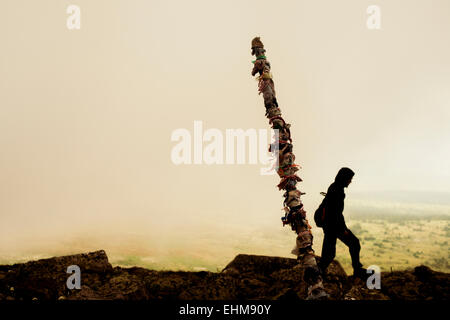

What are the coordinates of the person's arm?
(324, 187, 338, 226)
(335, 192, 347, 231)
(325, 186, 346, 230)
(337, 212, 347, 231)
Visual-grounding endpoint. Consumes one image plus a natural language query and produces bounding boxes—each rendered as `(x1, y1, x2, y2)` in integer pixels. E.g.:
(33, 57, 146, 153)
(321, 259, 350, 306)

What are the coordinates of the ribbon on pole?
(250, 37, 328, 299)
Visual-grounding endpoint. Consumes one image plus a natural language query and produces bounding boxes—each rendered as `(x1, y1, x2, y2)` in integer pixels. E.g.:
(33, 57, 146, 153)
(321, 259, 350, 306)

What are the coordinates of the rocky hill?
(0, 250, 448, 301)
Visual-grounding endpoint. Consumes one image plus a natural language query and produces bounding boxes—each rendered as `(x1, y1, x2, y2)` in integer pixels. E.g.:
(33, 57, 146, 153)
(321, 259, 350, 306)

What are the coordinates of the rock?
(222, 254, 298, 276)
(343, 278, 389, 300)
(67, 285, 104, 300)
(381, 266, 449, 300)
(414, 265, 432, 280)
(0, 251, 448, 300)
(273, 288, 301, 300)
(0, 250, 111, 300)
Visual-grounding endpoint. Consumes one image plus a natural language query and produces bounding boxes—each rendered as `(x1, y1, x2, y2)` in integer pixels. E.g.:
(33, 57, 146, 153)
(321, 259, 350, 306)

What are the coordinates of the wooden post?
(250, 37, 328, 299)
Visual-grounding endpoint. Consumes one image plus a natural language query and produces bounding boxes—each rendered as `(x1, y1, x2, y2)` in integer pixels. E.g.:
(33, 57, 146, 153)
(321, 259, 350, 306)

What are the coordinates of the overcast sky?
(1, 0, 449, 259)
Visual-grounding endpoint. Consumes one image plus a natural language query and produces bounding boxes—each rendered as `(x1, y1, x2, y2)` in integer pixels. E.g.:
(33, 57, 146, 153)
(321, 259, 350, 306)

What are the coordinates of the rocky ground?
(0, 250, 448, 301)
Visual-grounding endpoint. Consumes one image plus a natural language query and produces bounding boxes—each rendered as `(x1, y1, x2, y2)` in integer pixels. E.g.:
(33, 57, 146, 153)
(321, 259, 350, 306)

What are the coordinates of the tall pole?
(250, 37, 328, 299)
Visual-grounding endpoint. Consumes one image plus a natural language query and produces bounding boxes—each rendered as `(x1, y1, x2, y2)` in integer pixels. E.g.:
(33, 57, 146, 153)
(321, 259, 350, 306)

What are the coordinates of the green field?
(329, 216, 449, 273)
(1, 205, 449, 276)
(103, 214, 450, 275)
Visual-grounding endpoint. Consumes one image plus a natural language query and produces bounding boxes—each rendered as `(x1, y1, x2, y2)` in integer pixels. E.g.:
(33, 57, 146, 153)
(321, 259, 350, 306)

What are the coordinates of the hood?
(334, 167, 355, 186)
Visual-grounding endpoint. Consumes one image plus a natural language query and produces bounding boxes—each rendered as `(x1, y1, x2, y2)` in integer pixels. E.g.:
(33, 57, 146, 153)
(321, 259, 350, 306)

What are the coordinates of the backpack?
(314, 192, 327, 228)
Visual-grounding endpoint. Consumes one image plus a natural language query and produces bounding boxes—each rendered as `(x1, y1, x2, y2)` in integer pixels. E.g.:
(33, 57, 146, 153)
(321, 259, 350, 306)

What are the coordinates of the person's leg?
(338, 229, 362, 271)
(318, 230, 337, 273)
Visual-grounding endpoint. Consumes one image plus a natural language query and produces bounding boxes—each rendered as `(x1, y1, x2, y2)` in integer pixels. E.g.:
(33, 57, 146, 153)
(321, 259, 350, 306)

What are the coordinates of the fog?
(1, 0, 449, 268)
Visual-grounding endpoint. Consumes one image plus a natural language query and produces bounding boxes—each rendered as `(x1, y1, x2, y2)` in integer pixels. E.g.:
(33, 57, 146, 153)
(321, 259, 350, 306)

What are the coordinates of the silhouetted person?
(317, 167, 367, 279)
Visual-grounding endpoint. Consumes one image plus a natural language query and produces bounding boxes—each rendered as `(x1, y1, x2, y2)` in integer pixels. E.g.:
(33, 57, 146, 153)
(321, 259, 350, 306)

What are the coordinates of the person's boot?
(353, 267, 368, 281)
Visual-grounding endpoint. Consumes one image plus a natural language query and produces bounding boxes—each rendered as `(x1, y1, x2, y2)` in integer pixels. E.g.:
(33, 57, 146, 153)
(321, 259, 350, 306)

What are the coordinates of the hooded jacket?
(323, 167, 355, 232)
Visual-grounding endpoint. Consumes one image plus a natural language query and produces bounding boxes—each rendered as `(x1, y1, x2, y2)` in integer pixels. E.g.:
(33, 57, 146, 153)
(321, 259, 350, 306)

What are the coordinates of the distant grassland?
(334, 216, 450, 273)
(105, 214, 450, 275)
(1, 208, 449, 275)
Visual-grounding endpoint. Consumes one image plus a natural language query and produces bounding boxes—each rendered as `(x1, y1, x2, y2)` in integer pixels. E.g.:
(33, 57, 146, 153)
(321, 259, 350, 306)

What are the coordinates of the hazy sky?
(1, 1, 449, 260)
